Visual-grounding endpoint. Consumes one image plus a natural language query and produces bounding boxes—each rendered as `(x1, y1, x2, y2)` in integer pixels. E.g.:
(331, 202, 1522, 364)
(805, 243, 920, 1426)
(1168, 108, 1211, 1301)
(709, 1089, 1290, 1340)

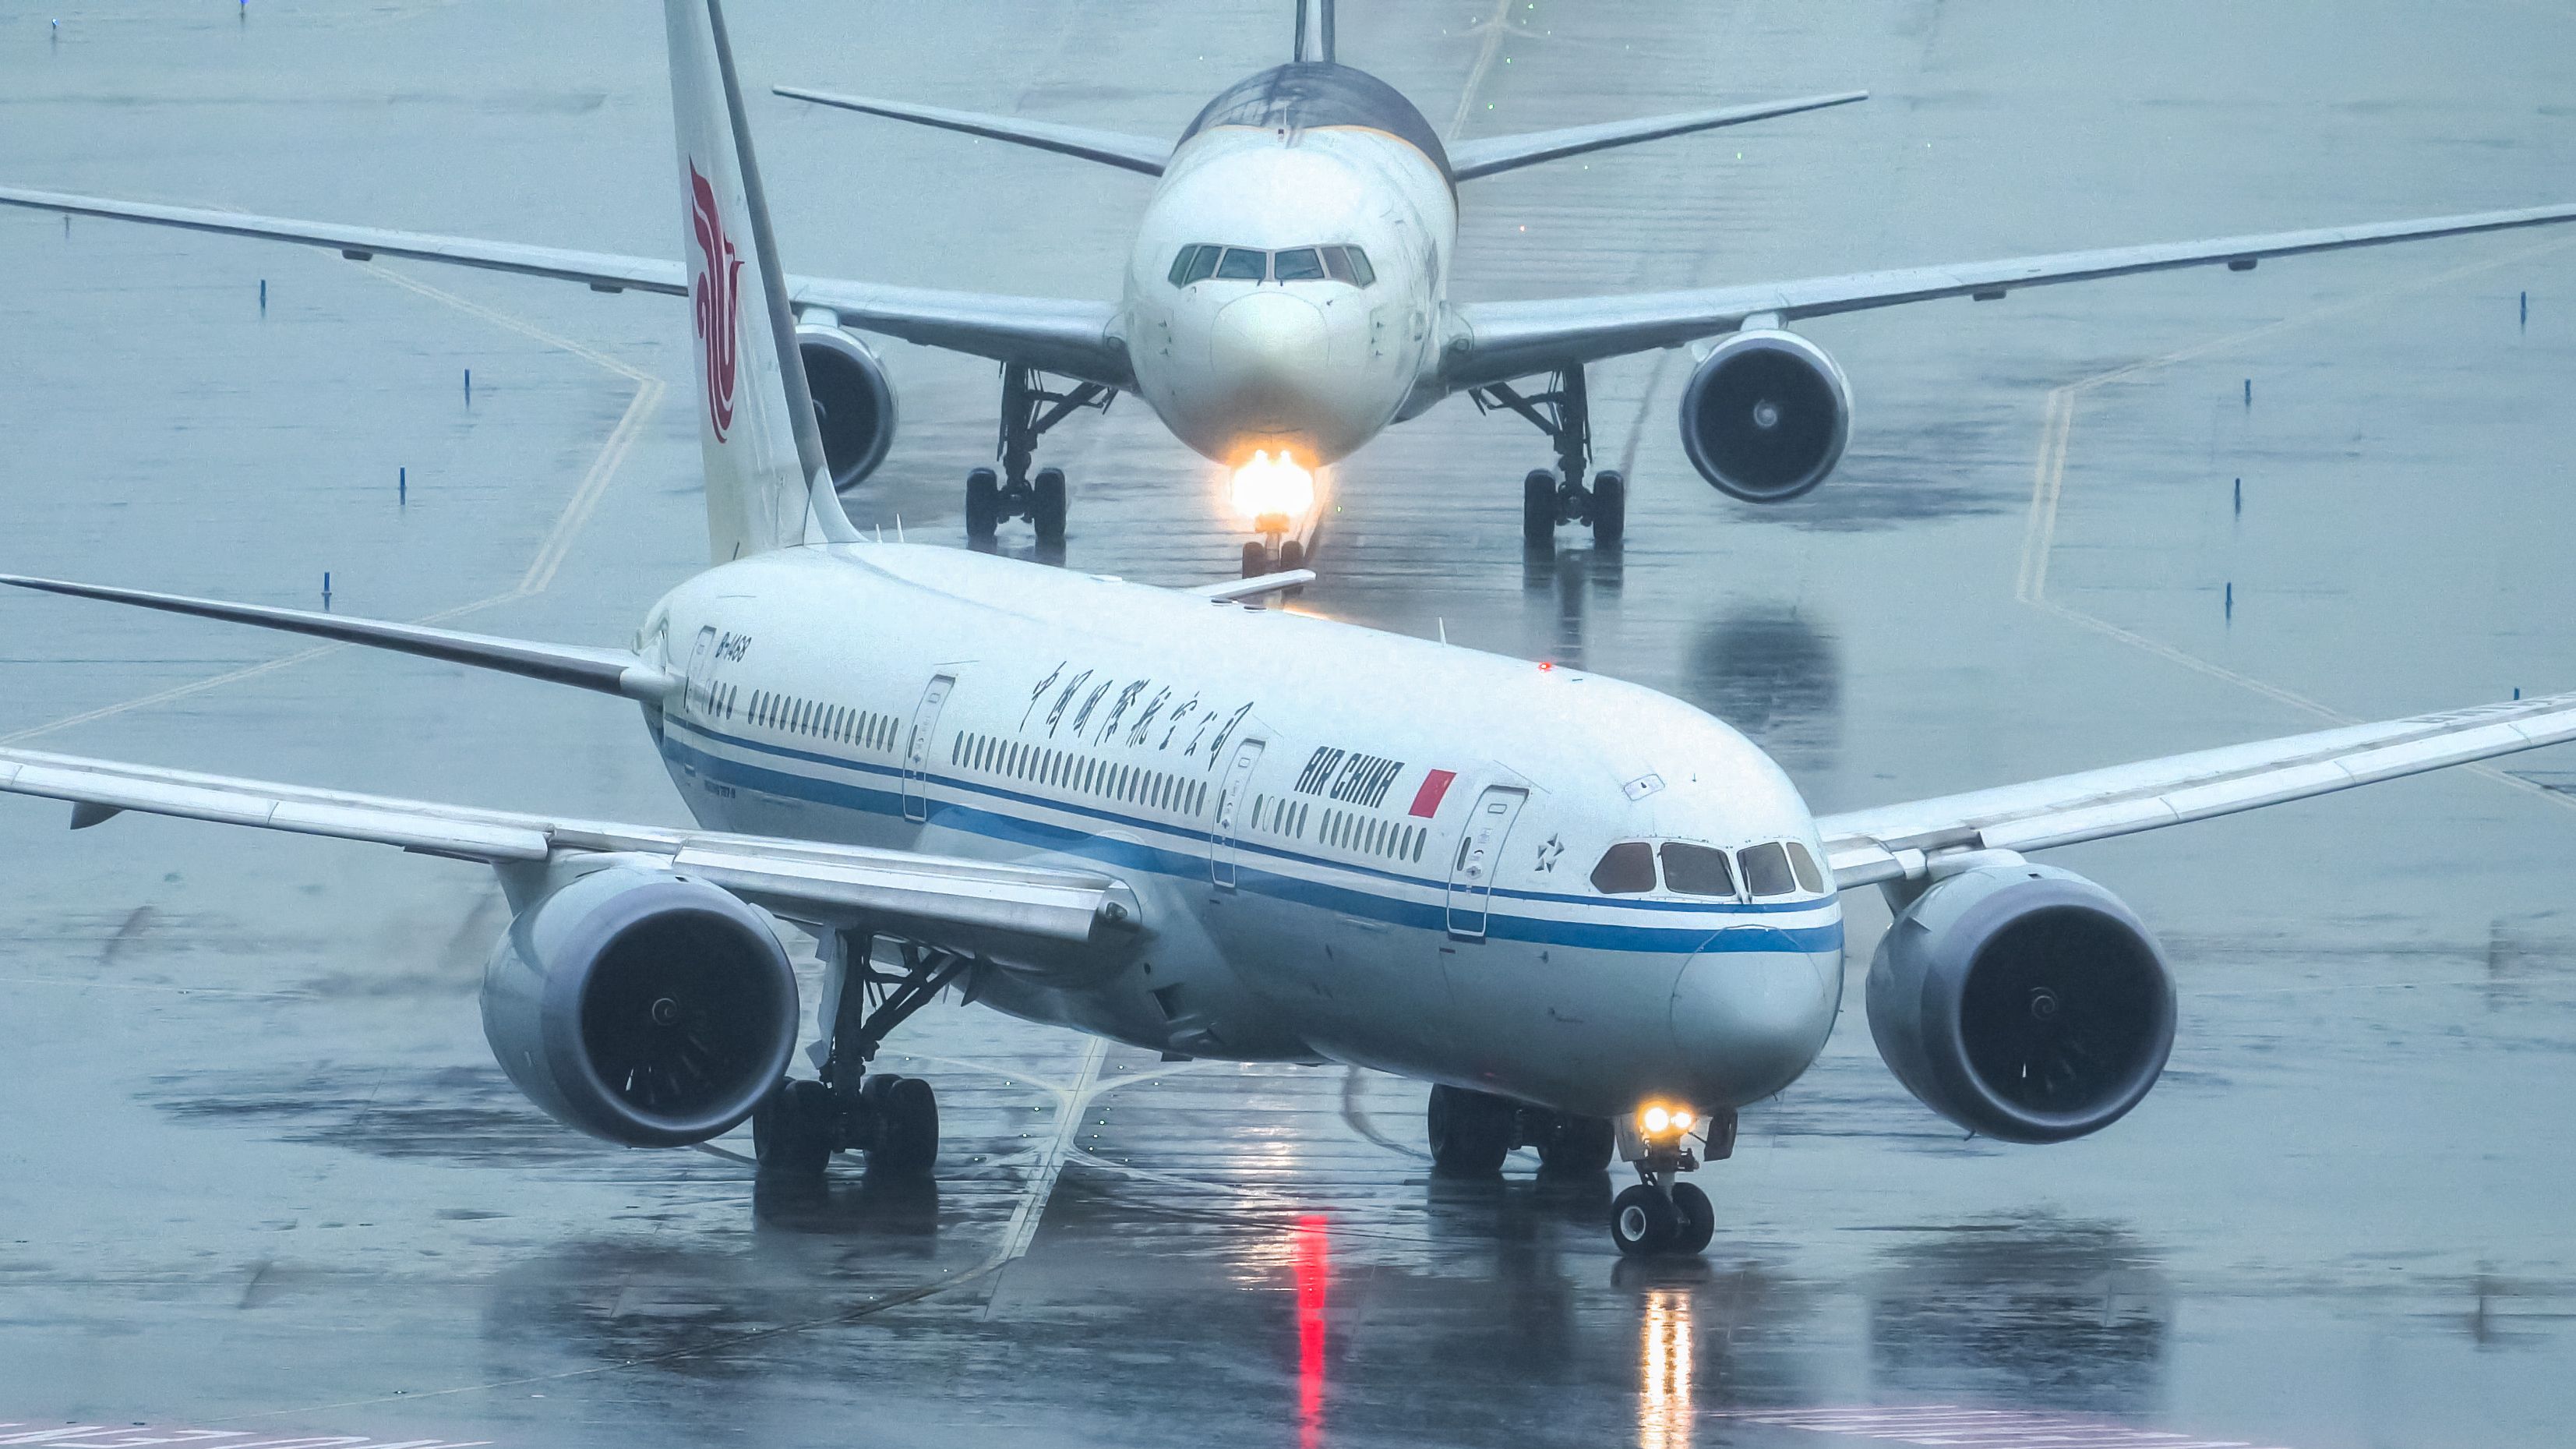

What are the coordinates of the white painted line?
(993, 1033, 1109, 1265)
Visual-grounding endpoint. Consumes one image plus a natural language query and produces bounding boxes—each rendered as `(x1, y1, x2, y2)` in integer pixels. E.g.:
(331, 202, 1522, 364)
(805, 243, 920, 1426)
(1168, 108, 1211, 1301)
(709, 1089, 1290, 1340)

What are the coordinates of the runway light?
(1642, 1104, 1671, 1134)
(1230, 449, 1315, 528)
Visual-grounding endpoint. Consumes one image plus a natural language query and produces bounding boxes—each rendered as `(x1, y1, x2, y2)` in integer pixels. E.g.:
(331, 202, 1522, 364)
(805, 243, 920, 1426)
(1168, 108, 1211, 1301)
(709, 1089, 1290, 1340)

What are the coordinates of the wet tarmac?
(5, 2, 2576, 1446)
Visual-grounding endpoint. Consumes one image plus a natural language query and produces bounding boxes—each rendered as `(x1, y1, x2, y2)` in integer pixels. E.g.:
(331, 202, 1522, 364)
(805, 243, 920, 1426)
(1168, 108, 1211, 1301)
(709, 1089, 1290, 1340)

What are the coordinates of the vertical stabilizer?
(665, 0, 858, 561)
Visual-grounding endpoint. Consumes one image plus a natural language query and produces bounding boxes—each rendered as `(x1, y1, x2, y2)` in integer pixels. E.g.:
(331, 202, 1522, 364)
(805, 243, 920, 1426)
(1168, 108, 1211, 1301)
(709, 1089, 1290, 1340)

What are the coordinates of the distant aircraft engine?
(1679, 328, 1852, 502)
(796, 322, 899, 493)
(1865, 860, 2175, 1143)
(481, 863, 798, 1148)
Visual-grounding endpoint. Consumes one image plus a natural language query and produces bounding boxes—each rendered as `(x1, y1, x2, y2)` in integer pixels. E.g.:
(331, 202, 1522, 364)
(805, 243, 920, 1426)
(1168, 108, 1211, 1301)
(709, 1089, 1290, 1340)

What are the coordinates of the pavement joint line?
(2017, 234, 2576, 815)
(0, 260, 663, 747)
(1445, 0, 1519, 143)
(989, 1033, 1110, 1271)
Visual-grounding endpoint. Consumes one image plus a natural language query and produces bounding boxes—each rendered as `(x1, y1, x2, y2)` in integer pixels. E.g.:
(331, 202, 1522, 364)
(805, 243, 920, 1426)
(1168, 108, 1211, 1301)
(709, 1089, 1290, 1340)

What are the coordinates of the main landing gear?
(1470, 362, 1625, 555)
(1426, 1083, 1618, 1177)
(753, 936, 969, 1180)
(1607, 1104, 1737, 1258)
(966, 363, 1112, 550)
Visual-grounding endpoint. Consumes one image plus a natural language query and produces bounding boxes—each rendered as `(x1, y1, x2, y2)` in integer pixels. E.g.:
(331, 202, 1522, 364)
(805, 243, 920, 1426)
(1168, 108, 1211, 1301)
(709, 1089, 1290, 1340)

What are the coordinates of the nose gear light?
(1229, 448, 1316, 528)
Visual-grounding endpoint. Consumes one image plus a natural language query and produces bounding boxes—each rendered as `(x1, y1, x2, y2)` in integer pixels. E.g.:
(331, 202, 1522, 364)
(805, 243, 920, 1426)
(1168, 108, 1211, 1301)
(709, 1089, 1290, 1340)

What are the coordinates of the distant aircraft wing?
(0, 747, 1134, 949)
(0, 185, 1131, 388)
(1818, 691, 2576, 889)
(1445, 201, 2576, 388)
(774, 87, 1173, 176)
(1447, 91, 1867, 182)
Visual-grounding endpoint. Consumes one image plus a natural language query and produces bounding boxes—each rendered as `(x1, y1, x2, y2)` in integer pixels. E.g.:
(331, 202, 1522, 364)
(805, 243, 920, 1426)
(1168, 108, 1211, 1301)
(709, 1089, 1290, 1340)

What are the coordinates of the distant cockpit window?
(1323, 244, 1377, 286)
(1272, 247, 1326, 282)
(1786, 841, 1825, 894)
(1590, 842, 1656, 896)
(1739, 841, 1796, 897)
(1215, 247, 1269, 281)
(1172, 244, 1223, 285)
(1660, 843, 1738, 899)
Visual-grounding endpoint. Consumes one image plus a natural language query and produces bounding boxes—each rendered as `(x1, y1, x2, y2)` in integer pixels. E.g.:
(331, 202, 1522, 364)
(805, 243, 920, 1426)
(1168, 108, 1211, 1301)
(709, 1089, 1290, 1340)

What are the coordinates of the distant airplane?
(10, 6, 2576, 569)
(7, 0, 2573, 1257)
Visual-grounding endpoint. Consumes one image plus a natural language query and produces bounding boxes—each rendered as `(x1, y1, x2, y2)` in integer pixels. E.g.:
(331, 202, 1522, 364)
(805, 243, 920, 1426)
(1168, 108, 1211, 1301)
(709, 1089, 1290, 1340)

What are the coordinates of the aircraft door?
(1445, 785, 1527, 939)
(1209, 737, 1265, 889)
(900, 673, 956, 823)
(683, 625, 718, 714)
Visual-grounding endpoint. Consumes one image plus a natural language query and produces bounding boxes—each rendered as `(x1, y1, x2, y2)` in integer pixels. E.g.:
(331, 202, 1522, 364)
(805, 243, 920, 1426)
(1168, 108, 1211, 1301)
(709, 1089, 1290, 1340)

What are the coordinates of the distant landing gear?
(1607, 1104, 1735, 1257)
(965, 363, 1110, 550)
(1425, 1083, 1618, 1178)
(753, 937, 970, 1180)
(1240, 536, 1307, 581)
(1473, 363, 1624, 553)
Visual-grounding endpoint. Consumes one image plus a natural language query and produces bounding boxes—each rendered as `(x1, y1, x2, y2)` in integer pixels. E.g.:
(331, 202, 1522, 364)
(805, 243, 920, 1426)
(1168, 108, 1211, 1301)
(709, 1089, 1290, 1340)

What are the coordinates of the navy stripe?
(662, 719, 1844, 954)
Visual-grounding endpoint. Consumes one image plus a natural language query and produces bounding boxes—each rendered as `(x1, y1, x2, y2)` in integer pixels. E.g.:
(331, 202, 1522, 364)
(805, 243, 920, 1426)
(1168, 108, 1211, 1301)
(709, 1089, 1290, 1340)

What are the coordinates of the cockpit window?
(1215, 247, 1269, 281)
(1324, 245, 1376, 286)
(1786, 841, 1825, 894)
(1659, 843, 1738, 899)
(1272, 247, 1326, 282)
(1590, 841, 1656, 896)
(1739, 841, 1796, 898)
(1174, 244, 1222, 285)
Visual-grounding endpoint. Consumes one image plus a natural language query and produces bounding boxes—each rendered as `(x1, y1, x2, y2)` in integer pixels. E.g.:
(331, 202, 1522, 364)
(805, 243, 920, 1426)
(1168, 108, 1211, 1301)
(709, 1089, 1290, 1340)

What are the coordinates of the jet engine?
(796, 322, 898, 493)
(481, 862, 799, 1147)
(1865, 860, 2175, 1143)
(1679, 328, 1852, 503)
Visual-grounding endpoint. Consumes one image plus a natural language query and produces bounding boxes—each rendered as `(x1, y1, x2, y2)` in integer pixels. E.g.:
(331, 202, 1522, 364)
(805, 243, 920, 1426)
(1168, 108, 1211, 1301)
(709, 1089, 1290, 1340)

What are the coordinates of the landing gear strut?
(966, 363, 1111, 550)
(752, 935, 968, 1179)
(1425, 1083, 1617, 1177)
(1471, 363, 1625, 553)
(1607, 1104, 1736, 1257)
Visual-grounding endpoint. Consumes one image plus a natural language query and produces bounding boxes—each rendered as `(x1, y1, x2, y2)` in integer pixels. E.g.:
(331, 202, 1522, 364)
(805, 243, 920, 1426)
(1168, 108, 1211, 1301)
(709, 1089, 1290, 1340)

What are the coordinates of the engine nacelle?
(481, 863, 798, 1147)
(796, 323, 898, 493)
(1866, 861, 2175, 1144)
(1679, 329, 1852, 503)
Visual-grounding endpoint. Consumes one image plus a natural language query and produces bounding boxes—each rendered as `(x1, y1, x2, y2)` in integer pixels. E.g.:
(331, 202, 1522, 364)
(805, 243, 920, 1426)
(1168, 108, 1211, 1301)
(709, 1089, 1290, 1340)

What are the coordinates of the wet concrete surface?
(5, 2, 2576, 1446)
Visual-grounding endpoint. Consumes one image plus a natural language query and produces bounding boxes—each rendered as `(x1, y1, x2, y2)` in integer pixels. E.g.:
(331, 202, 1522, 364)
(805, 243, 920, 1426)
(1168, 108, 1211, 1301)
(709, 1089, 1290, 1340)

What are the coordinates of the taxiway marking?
(1720, 1405, 2289, 1449)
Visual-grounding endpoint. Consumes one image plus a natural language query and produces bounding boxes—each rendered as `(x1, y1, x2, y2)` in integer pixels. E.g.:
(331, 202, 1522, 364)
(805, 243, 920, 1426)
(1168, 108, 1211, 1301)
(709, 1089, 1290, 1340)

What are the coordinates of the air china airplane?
(7, 0, 2573, 1258)
(7, 9, 2576, 571)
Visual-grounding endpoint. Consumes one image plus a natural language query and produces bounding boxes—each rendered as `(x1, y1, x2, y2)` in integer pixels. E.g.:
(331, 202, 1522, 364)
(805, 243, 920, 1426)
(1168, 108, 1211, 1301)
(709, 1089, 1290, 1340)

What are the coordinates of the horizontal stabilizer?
(0, 574, 676, 701)
(1449, 90, 1867, 181)
(774, 87, 1173, 175)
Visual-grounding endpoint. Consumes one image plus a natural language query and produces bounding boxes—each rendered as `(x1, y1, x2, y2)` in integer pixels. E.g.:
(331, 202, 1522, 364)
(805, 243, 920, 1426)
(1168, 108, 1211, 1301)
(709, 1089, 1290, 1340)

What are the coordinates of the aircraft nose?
(1667, 938, 1840, 1104)
(1209, 290, 1332, 430)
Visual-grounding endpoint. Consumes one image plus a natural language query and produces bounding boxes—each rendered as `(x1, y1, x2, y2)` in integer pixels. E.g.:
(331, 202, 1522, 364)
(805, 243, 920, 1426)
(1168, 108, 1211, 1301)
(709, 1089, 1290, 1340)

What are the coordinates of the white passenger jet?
(9, 6, 2576, 568)
(6, 0, 2573, 1257)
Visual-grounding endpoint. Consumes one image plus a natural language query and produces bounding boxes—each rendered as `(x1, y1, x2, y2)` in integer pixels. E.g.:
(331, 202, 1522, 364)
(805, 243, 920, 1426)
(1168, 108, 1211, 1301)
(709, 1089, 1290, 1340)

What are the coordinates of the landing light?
(1638, 1101, 1698, 1142)
(1230, 449, 1315, 528)
(1642, 1104, 1671, 1134)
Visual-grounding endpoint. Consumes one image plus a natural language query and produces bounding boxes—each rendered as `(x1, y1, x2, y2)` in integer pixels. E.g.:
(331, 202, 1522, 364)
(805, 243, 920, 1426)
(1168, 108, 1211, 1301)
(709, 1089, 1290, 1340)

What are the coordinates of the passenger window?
(1591, 842, 1656, 895)
(1215, 247, 1267, 281)
(1660, 843, 1738, 899)
(1273, 247, 1325, 282)
(1341, 246, 1375, 287)
(1787, 841, 1825, 894)
(1739, 841, 1795, 898)
(1180, 244, 1221, 284)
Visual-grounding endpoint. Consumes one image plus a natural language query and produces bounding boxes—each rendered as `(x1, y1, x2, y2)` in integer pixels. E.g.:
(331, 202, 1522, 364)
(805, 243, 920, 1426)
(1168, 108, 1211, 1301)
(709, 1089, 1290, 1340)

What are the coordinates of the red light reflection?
(1293, 1214, 1329, 1449)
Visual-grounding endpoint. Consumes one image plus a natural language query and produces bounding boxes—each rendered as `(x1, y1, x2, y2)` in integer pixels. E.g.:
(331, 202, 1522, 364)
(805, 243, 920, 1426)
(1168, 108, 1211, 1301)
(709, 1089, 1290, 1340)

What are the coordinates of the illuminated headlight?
(1642, 1104, 1672, 1135)
(1229, 449, 1315, 528)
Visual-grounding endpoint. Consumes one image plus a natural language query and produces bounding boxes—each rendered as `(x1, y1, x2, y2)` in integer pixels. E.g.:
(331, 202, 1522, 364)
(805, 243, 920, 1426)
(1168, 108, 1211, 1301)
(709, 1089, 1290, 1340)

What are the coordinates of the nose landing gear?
(1607, 1105, 1737, 1257)
(753, 935, 969, 1181)
(1473, 363, 1625, 554)
(965, 363, 1109, 551)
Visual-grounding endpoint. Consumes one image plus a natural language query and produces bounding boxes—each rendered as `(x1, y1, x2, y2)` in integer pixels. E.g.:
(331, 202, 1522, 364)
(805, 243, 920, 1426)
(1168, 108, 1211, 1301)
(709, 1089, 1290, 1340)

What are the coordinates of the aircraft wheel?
(1535, 1112, 1616, 1175)
(1241, 540, 1269, 578)
(1032, 466, 1068, 546)
(753, 1078, 835, 1178)
(863, 1073, 939, 1175)
(1590, 469, 1626, 546)
(1523, 469, 1557, 552)
(965, 467, 1000, 543)
(1670, 1180, 1716, 1253)
(1278, 539, 1305, 571)
(1610, 1183, 1678, 1256)
(1427, 1083, 1516, 1175)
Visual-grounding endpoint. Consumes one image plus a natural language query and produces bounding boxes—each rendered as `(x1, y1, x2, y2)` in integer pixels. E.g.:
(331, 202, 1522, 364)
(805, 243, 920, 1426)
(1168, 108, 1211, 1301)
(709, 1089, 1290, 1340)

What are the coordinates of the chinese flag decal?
(1409, 769, 1456, 818)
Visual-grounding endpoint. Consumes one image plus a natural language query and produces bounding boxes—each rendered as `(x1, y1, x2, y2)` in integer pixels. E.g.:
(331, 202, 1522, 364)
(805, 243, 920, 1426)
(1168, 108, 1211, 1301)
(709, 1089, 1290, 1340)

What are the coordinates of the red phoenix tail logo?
(688, 162, 744, 442)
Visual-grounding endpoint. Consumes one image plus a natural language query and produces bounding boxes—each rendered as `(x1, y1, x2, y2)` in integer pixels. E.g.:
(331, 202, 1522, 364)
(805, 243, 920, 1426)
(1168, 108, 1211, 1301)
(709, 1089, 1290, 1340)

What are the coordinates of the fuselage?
(1120, 63, 1457, 472)
(638, 543, 1844, 1122)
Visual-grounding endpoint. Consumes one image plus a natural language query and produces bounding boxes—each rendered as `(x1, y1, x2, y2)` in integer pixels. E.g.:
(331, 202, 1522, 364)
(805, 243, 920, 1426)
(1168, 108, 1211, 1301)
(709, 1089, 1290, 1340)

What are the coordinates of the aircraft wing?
(1444, 201, 2576, 389)
(0, 747, 1132, 948)
(0, 186, 1131, 387)
(1818, 691, 2576, 889)
(774, 87, 1172, 176)
(1448, 91, 1868, 182)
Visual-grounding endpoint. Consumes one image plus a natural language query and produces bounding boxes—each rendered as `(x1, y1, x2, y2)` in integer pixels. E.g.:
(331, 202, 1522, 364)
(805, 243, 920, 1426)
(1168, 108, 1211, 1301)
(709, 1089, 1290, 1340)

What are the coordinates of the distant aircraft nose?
(1208, 290, 1332, 433)
(1666, 937, 1842, 1105)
